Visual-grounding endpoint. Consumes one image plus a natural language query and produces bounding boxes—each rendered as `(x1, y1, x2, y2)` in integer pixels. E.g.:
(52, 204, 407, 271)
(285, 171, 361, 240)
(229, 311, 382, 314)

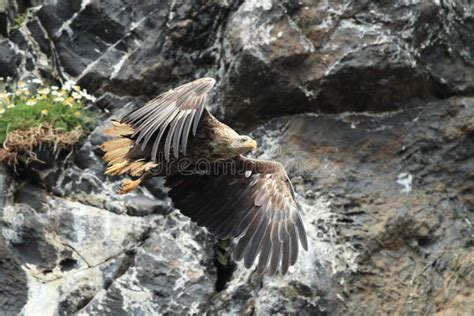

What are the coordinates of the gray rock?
(0, 235, 28, 315)
(78, 213, 216, 315)
(0, 1, 8, 37)
(0, 39, 20, 77)
(0, 193, 157, 315)
(0, 164, 13, 208)
(218, 0, 474, 127)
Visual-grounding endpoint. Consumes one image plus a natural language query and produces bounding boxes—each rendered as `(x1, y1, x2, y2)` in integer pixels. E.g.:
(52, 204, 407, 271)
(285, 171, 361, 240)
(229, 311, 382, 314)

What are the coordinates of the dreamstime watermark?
(148, 151, 318, 177)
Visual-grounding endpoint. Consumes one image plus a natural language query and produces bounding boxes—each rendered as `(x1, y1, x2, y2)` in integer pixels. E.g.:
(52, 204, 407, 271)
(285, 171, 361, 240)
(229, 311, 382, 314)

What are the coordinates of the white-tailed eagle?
(100, 78, 308, 274)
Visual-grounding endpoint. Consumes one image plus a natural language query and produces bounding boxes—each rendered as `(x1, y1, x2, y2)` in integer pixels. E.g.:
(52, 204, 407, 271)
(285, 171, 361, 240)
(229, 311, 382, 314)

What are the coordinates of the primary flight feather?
(100, 78, 308, 275)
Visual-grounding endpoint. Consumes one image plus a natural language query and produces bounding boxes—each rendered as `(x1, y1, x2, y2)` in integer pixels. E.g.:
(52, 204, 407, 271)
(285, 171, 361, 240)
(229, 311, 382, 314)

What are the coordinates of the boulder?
(218, 0, 473, 127)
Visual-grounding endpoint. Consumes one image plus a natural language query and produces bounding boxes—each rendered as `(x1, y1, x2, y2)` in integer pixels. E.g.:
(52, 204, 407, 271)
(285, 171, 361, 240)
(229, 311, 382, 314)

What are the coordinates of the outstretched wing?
(121, 77, 216, 162)
(165, 156, 308, 275)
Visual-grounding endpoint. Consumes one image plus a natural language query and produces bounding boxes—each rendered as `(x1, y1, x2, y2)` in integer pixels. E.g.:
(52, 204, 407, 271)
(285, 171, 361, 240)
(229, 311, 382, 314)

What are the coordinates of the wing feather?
(152, 110, 179, 161)
(138, 105, 176, 150)
(288, 222, 299, 265)
(164, 111, 184, 161)
(181, 111, 195, 155)
(165, 156, 308, 275)
(269, 241, 282, 275)
(295, 210, 309, 251)
(172, 113, 186, 158)
(244, 213, 270, 268)
(233, 208, 264, 262)
(256, 222, 274, 273)
(121, 78, 215, 161)
(134, 101, 174, 144)
(281, 234, 291, 274)
(192, 95, 206, 135)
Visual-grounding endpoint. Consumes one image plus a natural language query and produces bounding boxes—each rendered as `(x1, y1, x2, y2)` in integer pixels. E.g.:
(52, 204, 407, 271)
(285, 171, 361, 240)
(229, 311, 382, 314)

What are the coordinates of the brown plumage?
(100, 78, 308, 274)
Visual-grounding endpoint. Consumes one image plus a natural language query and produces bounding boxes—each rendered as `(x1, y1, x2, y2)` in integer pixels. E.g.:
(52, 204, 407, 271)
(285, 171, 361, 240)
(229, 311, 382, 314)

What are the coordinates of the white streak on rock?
(287, 15, 315, 53)
(397, 172, 413, 194)
(21, 272, 60, 316)
(55, 0, 92, 38)
(76, 8, 154, 82)
(240, 0, 272, 12)
(110, 48, 137, 79)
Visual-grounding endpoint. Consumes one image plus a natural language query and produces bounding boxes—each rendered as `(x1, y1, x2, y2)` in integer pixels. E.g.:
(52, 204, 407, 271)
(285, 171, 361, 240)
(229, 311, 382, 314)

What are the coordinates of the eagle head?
(210, 124, 257, 158)
(230, 135, 257, 153)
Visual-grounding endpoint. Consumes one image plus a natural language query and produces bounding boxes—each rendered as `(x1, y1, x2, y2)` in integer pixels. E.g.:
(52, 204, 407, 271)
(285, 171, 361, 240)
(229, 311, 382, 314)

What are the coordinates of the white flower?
(51, 90, 60, 96)
(0, 108, 5, 114)
(16, 89, 30, 96)
(51, 86, 59, 90)
(32, 78, 43, 84)
(26, 99, 37, 106)
(72, 91, 82, 100)
(79, 89, 96, 102)
(62, 80, 76, 91)
(38, 88, 50, 95)
(6, 104, 14, 108)
(53, 97, 65, 102)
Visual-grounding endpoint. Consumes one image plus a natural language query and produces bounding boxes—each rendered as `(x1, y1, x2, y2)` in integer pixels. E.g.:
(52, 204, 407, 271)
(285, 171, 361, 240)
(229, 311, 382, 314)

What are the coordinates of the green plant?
(13, 7, 36, 29)
(14, 13, 28, 27)
(0, 78, 96, 145)
(215, 239, 231, 266)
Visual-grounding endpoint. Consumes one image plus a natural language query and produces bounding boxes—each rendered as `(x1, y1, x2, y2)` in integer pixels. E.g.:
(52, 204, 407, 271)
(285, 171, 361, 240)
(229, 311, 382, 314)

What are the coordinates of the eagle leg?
(118, 177, 143, 194)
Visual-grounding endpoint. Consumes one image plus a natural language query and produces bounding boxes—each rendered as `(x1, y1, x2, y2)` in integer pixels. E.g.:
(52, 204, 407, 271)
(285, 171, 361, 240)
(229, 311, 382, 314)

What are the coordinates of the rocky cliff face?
(1, 0, 473, 315)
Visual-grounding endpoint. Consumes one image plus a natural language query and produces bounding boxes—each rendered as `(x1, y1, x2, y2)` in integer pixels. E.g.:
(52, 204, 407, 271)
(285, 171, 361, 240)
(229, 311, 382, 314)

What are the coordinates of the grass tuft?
(0, 78, 96, 145)
(0, 78, 96, 167)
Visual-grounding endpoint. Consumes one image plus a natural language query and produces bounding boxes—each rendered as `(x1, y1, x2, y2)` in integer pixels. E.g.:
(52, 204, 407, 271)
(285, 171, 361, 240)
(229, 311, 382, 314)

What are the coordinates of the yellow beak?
(246, 139, 257, 150)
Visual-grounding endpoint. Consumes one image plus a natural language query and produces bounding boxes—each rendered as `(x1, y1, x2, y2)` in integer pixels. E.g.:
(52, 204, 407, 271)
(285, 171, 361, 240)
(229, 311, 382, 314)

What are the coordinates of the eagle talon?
(118, 178, 142, 194)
